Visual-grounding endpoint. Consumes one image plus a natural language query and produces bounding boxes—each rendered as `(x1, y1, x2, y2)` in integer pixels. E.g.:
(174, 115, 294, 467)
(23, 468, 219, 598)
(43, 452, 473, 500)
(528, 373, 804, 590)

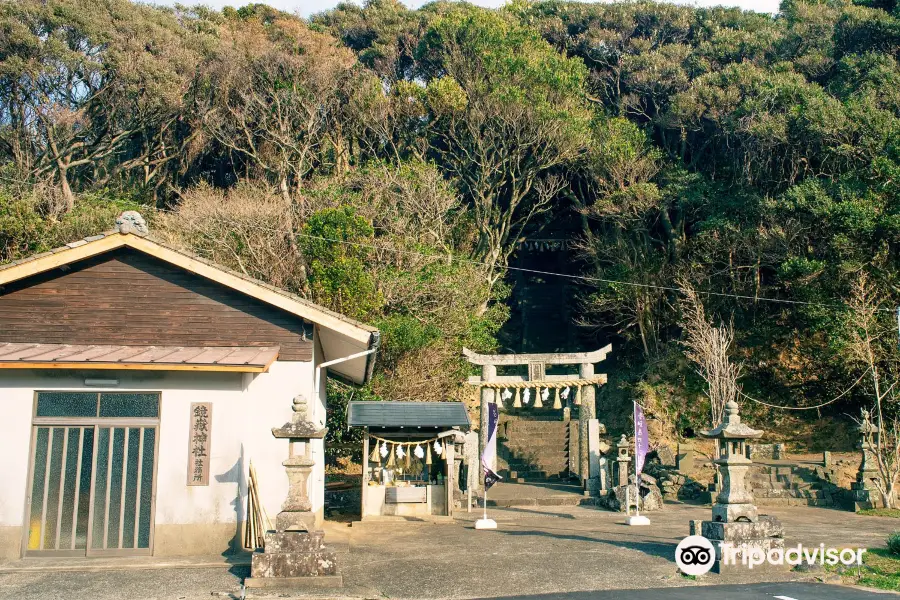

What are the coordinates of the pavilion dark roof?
(347, 401, 470, 429)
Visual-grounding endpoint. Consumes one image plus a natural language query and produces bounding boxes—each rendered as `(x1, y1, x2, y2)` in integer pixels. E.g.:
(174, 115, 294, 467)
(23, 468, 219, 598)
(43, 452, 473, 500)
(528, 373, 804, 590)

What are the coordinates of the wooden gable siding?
(0, 249, 313, 361)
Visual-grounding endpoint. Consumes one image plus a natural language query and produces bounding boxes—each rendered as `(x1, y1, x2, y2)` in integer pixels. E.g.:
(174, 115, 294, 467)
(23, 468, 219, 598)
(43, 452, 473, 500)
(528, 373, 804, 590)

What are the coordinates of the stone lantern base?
(245, 530, 342, 589)
(691, 516, 786, 573)
(851, 482, 882, 511)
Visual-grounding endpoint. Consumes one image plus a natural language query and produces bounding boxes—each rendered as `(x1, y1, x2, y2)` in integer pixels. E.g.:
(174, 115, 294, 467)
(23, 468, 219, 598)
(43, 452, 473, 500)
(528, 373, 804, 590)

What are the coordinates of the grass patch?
(858, 508, 900, 518)
(827, 548, 900, 592)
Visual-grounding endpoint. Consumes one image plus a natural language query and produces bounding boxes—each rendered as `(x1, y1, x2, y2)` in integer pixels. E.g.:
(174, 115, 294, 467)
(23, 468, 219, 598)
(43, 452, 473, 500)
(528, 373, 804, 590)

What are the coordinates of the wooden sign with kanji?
(187, 402, 212, 486)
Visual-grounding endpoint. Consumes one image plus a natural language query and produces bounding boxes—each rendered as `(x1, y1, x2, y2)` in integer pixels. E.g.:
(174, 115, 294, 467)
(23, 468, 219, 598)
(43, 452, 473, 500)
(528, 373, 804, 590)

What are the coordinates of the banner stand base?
(626, 515, 651, 526)
(475, 518, 497, 530)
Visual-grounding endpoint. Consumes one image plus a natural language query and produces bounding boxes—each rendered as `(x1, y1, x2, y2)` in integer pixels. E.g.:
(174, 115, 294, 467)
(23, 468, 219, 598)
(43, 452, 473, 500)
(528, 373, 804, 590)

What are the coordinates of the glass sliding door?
(25, 392, 160, 557)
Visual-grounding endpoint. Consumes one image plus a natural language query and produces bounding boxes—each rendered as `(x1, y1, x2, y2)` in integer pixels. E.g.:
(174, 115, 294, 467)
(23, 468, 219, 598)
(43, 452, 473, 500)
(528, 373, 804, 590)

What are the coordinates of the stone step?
(504, 425, 569, 432)
(750, 466, 795, 476)
(502, 452, 568, 460)
(752, 488, 830, 499)
(501, 450, 568, 458)
(501, 469, 568, 479)
(501, 439, 568, 446)
(485, 495, 597, 508)
(752, 481, 821, 491)
(504, 461, 569, 470)
(503, 463, 568, 471)
(755, 497, 834, 507)
(505, 462, 569, 471)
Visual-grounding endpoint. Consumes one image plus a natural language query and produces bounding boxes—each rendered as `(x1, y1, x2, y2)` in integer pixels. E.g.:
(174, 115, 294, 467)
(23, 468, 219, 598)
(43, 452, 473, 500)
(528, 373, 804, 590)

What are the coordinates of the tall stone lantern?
(852, 409, 882, 510)
(704, 400, 762, 523)
(692, 400, 785, 572)
(245, 395, 341, 589)
(615, 434, 631, 488)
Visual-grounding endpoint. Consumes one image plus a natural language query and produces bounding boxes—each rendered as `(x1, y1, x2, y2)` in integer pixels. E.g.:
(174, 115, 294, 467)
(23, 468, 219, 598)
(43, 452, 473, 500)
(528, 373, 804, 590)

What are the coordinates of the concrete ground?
(479, 582, 898, 599)
(1, 503, 899, 599)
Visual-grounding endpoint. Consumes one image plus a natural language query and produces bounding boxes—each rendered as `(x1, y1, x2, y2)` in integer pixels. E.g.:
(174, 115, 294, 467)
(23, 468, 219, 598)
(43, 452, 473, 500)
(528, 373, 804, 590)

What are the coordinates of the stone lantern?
(852, 409, 881, 510)
(245, 395, 341, 589)
(692, 400, 785, 572)
(703, 400, 762, 523)
(615, 434, 631, 488)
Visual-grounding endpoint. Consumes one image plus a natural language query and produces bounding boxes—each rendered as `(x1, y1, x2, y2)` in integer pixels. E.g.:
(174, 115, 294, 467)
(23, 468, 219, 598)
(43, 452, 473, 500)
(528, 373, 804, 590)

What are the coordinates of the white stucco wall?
(0, 356, 322, 557)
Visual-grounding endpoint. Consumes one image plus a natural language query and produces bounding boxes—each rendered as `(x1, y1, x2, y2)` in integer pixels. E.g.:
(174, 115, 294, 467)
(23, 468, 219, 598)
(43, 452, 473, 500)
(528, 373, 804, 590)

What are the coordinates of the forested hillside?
(2, 0, 899, 445)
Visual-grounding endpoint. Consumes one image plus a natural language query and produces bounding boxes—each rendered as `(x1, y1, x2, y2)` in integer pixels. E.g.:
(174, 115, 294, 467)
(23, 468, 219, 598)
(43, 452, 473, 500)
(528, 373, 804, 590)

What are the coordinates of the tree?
(679, 281, 743, 427)
(415, 6, 592, 291)
(844, 274, 900, 508)
(0, 0, 208, 209)
(157, 182, 307, 293)
(195, 13, 365, 204)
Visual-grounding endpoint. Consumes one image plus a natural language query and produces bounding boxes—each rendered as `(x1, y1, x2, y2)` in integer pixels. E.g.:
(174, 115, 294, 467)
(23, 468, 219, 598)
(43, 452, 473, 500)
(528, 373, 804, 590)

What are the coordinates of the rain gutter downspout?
(312, 332, 380, 424)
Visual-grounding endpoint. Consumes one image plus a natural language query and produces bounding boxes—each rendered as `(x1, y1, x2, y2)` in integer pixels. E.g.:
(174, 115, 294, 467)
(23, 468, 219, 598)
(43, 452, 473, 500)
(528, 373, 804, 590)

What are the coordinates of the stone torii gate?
(464, 345, 612, 494)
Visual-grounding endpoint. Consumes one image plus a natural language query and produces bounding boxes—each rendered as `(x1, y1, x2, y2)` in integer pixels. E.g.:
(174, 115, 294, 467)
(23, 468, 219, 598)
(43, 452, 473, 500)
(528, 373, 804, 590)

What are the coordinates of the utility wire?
(155, 207, 897, 313)
(20, 195, 896, 312)
(737, 368, 870, 411)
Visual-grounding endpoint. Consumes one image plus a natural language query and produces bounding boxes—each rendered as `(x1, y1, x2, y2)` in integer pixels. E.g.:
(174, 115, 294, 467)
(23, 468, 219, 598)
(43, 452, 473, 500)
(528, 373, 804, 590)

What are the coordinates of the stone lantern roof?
(701, 400, 763, 440)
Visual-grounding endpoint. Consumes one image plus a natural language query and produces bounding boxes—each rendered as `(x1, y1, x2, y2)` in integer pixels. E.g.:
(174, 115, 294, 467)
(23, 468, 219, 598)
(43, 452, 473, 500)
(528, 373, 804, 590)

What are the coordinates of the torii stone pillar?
(579, 361, 596, 494)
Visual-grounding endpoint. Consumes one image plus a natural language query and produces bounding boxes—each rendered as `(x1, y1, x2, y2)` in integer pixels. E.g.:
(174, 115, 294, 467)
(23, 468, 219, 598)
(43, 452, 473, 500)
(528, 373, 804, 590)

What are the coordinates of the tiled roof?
(348, 401, 470, 428)
(0, 342, 279, 372)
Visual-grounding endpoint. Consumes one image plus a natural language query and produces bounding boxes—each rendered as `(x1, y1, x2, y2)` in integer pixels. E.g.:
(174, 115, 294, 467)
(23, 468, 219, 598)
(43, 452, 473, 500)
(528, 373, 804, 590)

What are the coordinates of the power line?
(737, 368, 870, 411)
(10, 194, 894, 312)
(154, 206, 895, 313)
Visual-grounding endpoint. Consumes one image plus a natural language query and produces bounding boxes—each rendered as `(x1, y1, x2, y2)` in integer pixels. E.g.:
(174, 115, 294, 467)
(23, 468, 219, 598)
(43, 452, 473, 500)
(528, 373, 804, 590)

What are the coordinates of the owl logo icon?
(675, 535, 715, 575)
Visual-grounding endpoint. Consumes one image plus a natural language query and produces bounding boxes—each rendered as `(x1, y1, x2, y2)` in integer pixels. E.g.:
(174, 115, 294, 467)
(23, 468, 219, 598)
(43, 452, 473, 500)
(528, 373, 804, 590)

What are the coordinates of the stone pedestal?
(691, 517, 785, 573)
(245, 395, 341, 589)
(246, 530, 341, 588)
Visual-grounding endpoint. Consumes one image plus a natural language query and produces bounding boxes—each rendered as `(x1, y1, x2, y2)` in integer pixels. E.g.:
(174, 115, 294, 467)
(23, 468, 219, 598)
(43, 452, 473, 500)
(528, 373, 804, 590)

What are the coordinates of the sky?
(151, 0, 781, 19)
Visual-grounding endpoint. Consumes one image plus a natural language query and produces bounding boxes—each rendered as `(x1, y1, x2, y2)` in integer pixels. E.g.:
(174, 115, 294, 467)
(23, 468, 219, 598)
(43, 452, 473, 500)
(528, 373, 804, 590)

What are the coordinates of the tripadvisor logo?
(675, 535, 716, 575)
(675, 535, 866, 575)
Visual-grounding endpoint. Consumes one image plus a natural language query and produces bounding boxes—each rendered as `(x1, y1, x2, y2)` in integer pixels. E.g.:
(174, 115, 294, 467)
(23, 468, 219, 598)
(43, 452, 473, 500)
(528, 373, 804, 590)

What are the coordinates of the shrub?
(886, 532, 900, 555)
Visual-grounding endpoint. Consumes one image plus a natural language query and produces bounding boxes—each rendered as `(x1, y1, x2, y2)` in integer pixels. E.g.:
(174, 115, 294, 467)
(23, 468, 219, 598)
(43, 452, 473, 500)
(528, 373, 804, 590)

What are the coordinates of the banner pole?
(484, 487, 488, 521)
(634, 401, 640, 518)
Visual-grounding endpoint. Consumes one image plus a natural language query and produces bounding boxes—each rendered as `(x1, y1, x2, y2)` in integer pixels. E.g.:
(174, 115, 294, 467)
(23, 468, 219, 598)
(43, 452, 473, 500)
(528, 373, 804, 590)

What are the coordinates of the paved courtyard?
(1, 503, 898, 599)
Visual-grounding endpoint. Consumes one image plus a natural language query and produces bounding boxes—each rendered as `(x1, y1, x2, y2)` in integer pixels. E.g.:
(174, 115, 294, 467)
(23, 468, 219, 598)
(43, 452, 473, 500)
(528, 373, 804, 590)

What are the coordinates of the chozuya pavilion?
(0, 212, 379, 559)
(349, 401, 470, 520)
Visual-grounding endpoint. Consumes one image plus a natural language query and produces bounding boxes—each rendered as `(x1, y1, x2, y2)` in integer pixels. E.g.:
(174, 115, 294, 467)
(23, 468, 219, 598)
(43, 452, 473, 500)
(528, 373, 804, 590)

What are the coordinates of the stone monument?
(692, 400, 784, 573)
(615, 434, 630, 487)
(244, 395, 341, 589)
(851, 409, 882, 511)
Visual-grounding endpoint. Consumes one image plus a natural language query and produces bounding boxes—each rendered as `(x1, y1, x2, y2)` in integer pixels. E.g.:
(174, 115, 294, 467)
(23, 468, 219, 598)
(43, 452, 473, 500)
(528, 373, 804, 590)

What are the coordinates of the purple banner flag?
(634, 402, 649, 476)
(482, 402, 503, 490)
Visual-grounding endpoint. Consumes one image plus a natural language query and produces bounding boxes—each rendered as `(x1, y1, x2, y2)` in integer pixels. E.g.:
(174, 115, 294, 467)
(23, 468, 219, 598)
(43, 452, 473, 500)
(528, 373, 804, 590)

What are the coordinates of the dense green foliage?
(3, 0, 900, 443)
(887, 532, 900, 555)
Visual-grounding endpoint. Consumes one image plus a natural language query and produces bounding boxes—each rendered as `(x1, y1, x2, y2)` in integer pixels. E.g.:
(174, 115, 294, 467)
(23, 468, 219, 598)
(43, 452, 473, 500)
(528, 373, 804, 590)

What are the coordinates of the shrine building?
(0, 214, 379, 559)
